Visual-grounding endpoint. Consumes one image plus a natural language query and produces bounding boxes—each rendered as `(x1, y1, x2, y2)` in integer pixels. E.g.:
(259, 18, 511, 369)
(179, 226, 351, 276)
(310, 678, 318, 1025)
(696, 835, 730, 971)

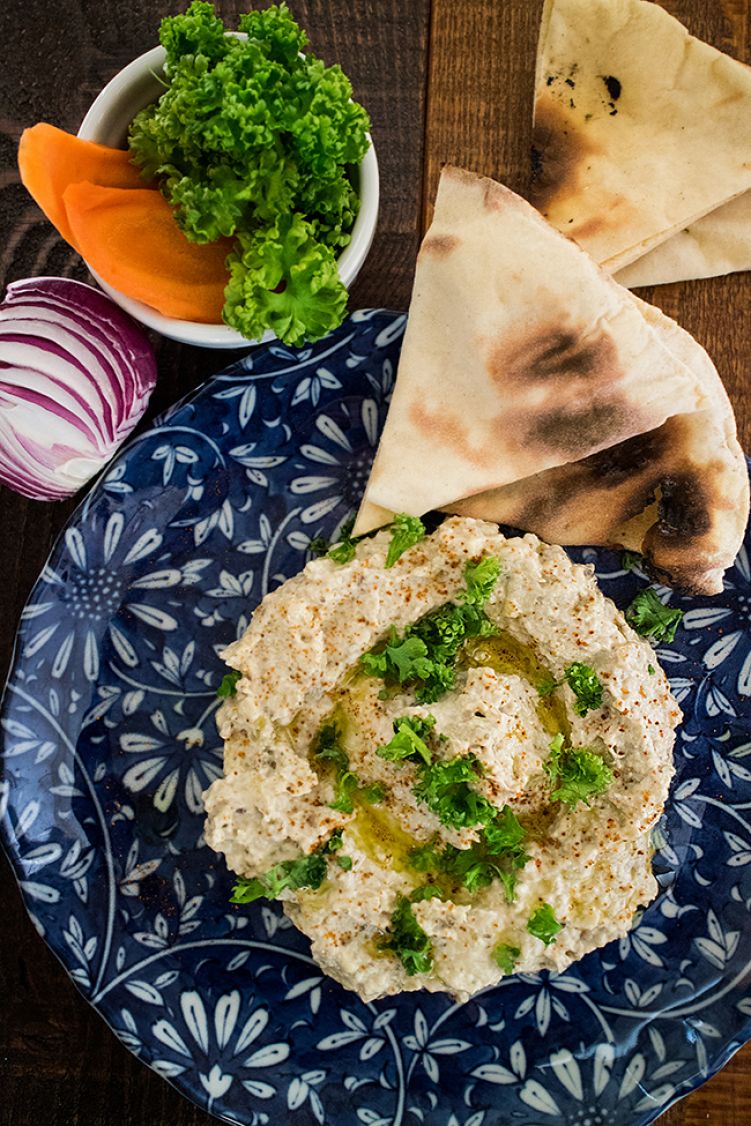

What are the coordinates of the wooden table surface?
(1, 0, 751, 1122)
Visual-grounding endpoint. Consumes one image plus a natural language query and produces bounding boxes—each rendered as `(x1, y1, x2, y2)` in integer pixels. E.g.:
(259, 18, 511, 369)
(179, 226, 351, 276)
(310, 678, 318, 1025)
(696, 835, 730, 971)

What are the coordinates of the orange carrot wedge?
(18, 123, 146, 250)
(62, 181, 231, 323)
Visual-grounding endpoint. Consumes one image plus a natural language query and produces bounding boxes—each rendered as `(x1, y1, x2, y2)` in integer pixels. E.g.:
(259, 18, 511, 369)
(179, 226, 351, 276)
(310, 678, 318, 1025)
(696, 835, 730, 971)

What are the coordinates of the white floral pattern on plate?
(3, 309, 751, 1125)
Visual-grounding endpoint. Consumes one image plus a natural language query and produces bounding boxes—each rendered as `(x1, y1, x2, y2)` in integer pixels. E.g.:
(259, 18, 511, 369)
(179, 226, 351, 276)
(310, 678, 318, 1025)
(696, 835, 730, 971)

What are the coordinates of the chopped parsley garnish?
(537, 662, 603, 717)
(413, 753, 497, 830)
(230, 851, 327, 904)
(308, 535, 330, 557)
(385, 513, 427, 568)
(406, 803, 529, 902)
(327, 518, 358, 564)
(544, 733, 614, 808)
(564, 663, 604, 716)
(648, 664, 656, 676)
(409, 884, 445, 902)
(360, 781, 387, 804)
(313, 723, 357, 812)
(313, 721, 385, 811)
(217, 669, 242, 698)
(230, 825, 347, 904)
(337, 855, 353, 870)
(378, 714, 437, 766)
(463, 557, 503, 606)
(325, 829, 344, 852)
(626, 587, 684, 645)
(380, 894, 433, 975)
(527, 902, 563, 945)
(622, 550, 643, 572)
(493, 943, 521, 974)
(361, 557, 501, 703)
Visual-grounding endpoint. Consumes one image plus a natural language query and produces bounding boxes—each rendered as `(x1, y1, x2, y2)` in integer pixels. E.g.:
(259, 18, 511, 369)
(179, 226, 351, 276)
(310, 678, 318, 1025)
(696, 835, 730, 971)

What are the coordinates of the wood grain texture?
(0, 1, 430, 1123)
(2, 0, 751, 1122)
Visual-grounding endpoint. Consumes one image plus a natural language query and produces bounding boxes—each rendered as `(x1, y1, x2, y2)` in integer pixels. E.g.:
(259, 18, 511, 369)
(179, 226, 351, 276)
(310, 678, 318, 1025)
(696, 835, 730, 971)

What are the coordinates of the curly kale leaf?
(223, 215, 348, 347)
(128, 2, 369, 346)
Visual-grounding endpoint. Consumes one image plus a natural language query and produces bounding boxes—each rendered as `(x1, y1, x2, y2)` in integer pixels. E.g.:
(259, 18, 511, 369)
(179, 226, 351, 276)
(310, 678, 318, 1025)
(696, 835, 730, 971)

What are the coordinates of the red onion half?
(0, 277, 157, 500)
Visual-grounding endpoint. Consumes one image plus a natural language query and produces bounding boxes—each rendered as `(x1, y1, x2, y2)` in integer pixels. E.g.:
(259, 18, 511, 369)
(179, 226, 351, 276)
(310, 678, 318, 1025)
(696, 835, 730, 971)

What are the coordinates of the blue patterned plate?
(3, 309, 751, 1125)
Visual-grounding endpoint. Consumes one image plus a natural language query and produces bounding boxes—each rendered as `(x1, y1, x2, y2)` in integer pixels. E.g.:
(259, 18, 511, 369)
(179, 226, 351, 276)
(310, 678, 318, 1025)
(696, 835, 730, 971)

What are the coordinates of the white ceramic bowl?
(78, 45, 379, 348)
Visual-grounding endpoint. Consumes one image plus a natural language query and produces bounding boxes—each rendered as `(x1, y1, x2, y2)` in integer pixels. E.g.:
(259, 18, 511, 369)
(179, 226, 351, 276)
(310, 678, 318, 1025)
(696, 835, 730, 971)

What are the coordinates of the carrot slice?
(62, 181, 231, 323)
(18, 123, 145, 250)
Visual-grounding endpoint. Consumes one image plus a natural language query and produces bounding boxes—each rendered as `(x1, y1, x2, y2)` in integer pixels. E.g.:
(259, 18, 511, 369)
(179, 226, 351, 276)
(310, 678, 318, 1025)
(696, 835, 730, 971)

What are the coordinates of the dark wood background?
(1, 0, 750, 1122)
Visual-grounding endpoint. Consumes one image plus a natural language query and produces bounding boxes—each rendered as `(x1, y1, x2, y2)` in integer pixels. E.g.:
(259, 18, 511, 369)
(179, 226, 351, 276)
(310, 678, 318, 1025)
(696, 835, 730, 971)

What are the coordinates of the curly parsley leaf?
(461, 557, 502, 607)
(308, 535, 330, 557)
(377, 714, 436, 766)
(564, 662, 604, 717)
(319, 515, 358, 563)
(413, 754, 497, 831)
(544, 734, 614, 808)
(493, 943, 521, 974)
(482, 805, 526, 853)
(407, 805, 529, 901)
(409, 884, 445, 903)
(337, 855, 353, 870)
(129, 2, 369, 346)
(380, 894, 433, 975)
(217, 669, 242, 698)
(527, 902, 563, 945)
(230, 851, 327, 904)
(626, 587, 684, 645)
(361, 632, 434, 684)
(360, 781, 387, 804)
(385, 513, 427, 568)
(313, 721, 385, 811)
(621, 550, 643, 572)
(225, 215, 347, 349)
(537, 663, 603, 716)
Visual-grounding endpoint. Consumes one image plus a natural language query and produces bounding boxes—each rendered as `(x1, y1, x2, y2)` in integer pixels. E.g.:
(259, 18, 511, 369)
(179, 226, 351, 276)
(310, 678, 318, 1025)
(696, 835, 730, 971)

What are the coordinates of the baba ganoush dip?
(204, 516, 681, 1003)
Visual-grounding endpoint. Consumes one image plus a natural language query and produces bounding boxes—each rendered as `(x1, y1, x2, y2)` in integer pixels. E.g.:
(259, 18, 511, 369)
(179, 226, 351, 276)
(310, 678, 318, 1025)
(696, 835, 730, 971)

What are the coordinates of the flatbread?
(615, 193, 751, 288)
(446, 301, 749, 595)
(353, 166, 709, 536)
(532, 0, 751, 274)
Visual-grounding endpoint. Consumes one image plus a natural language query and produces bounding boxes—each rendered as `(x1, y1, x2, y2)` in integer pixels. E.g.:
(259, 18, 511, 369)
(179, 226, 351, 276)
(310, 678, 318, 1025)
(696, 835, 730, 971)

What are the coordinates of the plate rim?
(2, 308, 751, 1125)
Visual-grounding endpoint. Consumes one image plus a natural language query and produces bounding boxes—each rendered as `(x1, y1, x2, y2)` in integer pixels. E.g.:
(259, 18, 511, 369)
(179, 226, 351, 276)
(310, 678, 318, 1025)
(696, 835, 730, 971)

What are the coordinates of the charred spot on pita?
(489, 323, 617, 387)
(421, 234, 459, 257)
(529, 399, 634, 458)
(529, 98, 591, 211)
(658, 474, 712, 540)
(586, 426, 667, 482)
(602, 75, 621, 101)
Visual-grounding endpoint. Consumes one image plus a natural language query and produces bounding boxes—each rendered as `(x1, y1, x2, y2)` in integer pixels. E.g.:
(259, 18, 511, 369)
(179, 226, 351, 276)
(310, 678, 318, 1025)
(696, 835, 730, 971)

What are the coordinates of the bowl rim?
(77, 43, 379, 349)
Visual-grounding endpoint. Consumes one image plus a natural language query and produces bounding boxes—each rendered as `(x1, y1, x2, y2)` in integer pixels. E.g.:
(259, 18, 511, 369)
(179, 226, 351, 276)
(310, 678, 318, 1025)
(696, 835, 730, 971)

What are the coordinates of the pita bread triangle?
(531, 0, 751, 274)
(353, 165, 709, 536)
(615, 193, 751, 288)
(446, 299, 749, 595)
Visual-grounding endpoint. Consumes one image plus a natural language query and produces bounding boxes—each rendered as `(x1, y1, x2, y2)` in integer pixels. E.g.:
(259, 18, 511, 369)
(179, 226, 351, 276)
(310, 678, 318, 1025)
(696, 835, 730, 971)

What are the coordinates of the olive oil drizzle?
(309, 629, 564, 895)
(461, 631, 570, 738)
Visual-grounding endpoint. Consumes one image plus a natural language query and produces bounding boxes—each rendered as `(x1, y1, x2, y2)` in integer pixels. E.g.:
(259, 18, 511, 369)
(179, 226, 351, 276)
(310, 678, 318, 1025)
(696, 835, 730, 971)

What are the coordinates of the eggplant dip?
(203, 516, 681, 1003)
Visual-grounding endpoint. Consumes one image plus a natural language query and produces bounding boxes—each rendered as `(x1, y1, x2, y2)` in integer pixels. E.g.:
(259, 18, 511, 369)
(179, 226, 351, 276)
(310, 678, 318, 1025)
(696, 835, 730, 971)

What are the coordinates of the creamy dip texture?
(204, 517, 680, 1002)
